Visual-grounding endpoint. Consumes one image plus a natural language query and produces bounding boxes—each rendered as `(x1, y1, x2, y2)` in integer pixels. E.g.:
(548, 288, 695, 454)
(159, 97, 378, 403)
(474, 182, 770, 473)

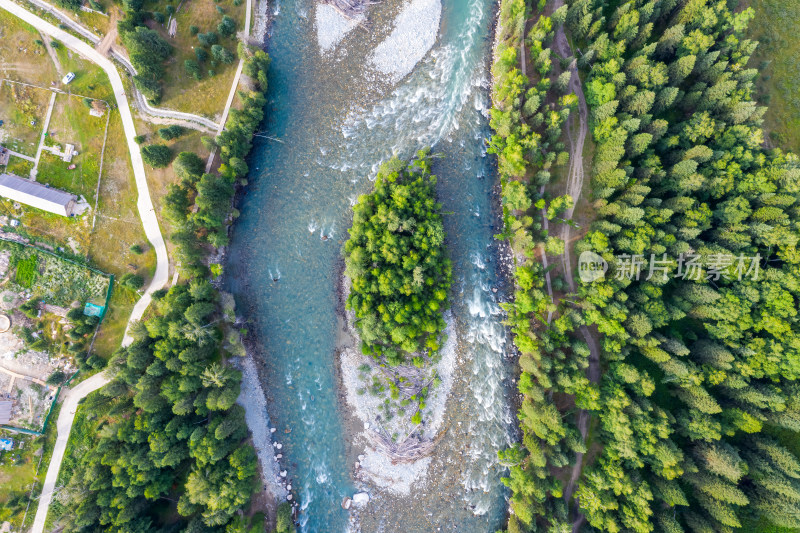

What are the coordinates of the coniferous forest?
(492, 0, 800, 532)
(344, 150, 453, 364)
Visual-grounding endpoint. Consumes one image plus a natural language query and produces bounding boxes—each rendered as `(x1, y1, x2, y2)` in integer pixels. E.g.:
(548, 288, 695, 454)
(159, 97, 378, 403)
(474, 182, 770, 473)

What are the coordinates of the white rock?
(352, 492, 370, 506)
(287, 494, 292, 501)
(342, 497, 352, 510)
(276, 443, 283, 449)
(287, 484, 292, 491)
(364, 422, 370, 430)
(270, 427, 277, 433)
(358, 454, 365, 461)
(276, 453, 283, 459)
(280, 470, 287, 477)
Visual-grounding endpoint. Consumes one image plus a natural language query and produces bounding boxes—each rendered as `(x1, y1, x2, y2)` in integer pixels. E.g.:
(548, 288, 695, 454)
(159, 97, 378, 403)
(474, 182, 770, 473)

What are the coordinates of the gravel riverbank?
(235, 354, 290, 503)
(315, 4, 363, 52)
(369, 0, 442, 82)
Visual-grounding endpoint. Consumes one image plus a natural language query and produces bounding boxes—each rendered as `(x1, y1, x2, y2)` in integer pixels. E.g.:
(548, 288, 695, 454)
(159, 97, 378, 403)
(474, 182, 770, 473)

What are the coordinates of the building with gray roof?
(0, 173, 77, 216)
(0, 400, 12, 425)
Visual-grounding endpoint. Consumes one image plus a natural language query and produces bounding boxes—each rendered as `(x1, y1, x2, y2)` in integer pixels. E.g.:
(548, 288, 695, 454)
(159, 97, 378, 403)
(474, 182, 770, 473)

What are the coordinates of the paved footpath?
(30, 372, 110, 533)
(0, 1, 171, 530)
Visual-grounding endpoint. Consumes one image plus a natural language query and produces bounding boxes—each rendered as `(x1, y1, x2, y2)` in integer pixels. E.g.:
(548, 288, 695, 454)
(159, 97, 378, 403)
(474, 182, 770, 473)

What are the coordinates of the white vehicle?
(61, 72, 75, 84)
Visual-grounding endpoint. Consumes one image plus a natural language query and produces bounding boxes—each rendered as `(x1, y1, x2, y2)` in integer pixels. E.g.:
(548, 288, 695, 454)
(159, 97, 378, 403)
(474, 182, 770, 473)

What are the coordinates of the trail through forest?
(540, 1, 601, 526)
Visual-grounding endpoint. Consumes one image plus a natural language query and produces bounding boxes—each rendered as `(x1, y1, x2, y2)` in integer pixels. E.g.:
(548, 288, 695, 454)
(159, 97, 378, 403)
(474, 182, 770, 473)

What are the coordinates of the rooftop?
(0, 173, 77, 217)
(0, 400, 12, 425)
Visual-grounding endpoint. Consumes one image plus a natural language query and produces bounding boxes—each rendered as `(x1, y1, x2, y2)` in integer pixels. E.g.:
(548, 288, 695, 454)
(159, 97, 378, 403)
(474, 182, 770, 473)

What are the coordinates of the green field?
(749, 0, 800, 153)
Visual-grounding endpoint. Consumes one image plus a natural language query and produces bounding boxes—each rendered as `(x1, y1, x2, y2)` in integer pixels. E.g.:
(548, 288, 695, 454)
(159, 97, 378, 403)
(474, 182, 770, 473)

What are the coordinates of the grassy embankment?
(748, 0, 800, 153)
(0, 402, 61, 532)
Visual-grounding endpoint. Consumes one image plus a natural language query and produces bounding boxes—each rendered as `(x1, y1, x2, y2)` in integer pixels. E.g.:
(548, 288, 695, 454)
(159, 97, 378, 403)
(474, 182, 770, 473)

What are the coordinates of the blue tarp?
(0, 438, 13, 451)
(83, 302, 104, 317)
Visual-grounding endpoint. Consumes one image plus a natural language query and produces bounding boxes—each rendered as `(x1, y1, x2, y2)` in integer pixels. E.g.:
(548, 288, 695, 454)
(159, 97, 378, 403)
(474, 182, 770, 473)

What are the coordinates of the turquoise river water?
(225, 0, 515, 529)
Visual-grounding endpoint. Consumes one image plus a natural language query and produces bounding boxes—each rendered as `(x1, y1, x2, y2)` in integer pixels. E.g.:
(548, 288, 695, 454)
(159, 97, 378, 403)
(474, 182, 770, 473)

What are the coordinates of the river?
(225, 0, 514, 529)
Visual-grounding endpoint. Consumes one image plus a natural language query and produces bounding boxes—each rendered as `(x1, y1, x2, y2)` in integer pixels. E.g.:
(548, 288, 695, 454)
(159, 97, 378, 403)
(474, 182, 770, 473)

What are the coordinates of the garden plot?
(0, 240, 110, 308)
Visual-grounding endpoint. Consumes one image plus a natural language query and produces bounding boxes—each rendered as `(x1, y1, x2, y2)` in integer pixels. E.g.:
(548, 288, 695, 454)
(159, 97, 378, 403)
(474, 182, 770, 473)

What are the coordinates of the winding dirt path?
(538, 1, 600, 526)
(40, 32, 63, 75)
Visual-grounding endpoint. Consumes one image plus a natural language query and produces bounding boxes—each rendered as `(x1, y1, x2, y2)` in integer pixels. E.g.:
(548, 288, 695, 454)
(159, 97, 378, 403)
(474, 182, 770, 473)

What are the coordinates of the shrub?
(275, 503, 296, 533)
(134, 134, 147, 144)
(46, 370, 67, 386)
(20, 300, 39, 319)
(173, 151, 205, 183)
(158, 125, 186, 141)
(120, 273, 145, 290)
(197, 31, 218, 46)
(133, 75, 161, 103)
(217, 15, 236, 37)
(211, 44, 235, 64)
(55, 0, 81, 10)
(130, 244, 144, 254)
(152, 11, 165, 24)
(67, 307, 84, 321)
(141, 144, 173, 168)
(190, 25, 200, 35)
(195, 47, 208, 63)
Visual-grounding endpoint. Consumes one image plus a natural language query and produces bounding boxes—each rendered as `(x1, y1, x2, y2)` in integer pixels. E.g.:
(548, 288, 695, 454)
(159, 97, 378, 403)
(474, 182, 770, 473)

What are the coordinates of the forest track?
(540, 0, 600, 526)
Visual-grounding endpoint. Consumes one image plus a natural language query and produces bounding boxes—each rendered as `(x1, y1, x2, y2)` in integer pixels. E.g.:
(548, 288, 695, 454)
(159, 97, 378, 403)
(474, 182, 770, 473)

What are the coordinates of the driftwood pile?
(379, 360, 435, 397)
(318, 0, 377, 20)
(366, 428, 442, 464)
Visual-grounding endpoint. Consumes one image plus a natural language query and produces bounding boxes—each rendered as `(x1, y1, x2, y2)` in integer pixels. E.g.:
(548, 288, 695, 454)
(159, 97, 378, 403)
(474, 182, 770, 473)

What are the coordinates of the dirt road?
(538, 0, 601, 524)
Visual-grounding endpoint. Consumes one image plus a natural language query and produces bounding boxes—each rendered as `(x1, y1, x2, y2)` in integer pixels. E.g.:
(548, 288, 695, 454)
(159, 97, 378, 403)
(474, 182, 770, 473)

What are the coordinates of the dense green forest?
(492, 0, 800, 532)
(54, 46, 273, 533)
(343, 150, 452, 364)
(490, 0, 587, 530)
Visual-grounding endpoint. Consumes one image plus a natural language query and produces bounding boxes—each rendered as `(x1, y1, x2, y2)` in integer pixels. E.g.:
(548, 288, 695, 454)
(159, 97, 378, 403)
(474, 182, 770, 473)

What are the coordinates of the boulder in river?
(352, 492, 370, 506)
(342, 497, 352, 510)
